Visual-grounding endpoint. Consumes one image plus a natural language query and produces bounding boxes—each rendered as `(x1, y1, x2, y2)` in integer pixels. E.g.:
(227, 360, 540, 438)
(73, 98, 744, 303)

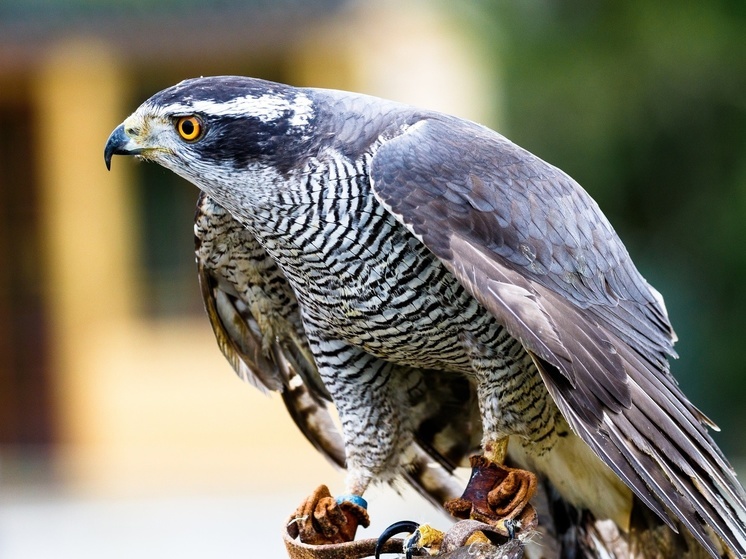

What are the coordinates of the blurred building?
(0, 0, 496, 493)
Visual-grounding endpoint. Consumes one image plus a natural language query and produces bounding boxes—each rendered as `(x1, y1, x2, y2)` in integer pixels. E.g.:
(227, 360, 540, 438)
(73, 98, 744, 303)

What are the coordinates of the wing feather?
(195, 193, 344, 465)
(368, 116, 746, 557)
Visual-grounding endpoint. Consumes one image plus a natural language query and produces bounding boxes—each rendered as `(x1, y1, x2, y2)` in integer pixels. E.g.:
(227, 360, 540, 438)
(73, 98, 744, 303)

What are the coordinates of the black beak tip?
(104, 124, 130, 171)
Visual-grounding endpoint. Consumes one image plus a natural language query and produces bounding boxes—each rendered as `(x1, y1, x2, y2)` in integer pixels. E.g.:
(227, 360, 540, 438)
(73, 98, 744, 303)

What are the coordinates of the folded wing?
(369, 116, 746, 557)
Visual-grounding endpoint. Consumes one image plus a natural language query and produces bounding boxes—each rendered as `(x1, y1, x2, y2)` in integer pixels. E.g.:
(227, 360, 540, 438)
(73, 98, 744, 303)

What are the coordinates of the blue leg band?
(336, 494, 368, 509)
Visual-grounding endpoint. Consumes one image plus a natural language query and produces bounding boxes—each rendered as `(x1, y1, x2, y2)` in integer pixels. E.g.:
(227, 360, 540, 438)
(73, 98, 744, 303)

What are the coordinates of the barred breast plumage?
(232, 145, 559, 448)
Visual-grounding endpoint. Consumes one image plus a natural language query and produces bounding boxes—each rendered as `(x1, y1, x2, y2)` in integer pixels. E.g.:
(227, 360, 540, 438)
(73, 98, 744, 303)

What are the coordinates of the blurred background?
(0, 0, 744, 557)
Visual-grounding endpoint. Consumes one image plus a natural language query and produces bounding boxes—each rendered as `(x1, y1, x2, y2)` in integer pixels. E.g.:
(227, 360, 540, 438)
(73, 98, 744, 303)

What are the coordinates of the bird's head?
(104, 76, 318, 181)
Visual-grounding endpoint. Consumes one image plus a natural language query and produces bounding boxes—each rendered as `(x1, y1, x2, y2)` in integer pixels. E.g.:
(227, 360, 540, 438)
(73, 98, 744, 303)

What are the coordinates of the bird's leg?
(445, 438, 539, 538)
(484, 437, 509, 463)
(440, 350, 541, 538)
(290, 335, 410, 545)
(289, 484, 370, 545)
(444, 376, 538, 535)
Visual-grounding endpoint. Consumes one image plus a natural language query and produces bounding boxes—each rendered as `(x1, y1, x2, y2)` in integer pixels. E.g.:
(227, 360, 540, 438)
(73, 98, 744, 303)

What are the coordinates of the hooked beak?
(104, 124, 142, 170)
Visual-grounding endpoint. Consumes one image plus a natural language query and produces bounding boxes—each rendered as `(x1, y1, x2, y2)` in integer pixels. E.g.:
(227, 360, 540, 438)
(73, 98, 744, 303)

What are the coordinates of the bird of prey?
(104, 76, 746, 558)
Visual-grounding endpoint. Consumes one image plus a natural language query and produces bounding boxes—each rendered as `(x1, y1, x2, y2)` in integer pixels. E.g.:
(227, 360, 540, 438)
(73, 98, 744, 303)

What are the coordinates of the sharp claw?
(404, 530, 422, 559)
(504, 519, 517, 540)
(375, 520, 420, 559)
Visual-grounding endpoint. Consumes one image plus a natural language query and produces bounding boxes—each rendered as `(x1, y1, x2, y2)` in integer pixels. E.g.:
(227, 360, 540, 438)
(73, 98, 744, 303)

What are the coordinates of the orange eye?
(175, 116, 203, 141)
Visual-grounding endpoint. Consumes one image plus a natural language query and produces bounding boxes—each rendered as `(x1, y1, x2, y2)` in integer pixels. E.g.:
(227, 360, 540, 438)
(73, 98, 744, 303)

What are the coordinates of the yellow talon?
(464, 530, 493, 546)
(408, 524, 445, 556)
(484, 437, 509, 464)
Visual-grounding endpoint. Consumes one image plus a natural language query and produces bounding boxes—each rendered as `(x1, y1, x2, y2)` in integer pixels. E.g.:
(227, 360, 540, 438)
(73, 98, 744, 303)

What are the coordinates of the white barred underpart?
(161, 92, 314, 126)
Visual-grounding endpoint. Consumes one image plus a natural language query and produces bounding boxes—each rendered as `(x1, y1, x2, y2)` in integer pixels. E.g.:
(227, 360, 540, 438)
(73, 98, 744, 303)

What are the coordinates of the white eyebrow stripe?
(161, 92, 315, 125)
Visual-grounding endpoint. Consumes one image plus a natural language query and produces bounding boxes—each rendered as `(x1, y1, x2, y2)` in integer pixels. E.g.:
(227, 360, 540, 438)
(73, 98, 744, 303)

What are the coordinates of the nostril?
(125, 127, 140, 136)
